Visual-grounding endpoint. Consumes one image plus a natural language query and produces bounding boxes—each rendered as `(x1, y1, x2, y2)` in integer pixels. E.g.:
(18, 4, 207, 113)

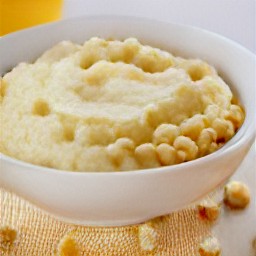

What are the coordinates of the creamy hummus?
(0, 38, 244, 171)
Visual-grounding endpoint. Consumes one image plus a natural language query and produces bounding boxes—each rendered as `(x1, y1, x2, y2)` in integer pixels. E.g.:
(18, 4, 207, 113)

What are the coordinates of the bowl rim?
(1, 15, 256, 56)
(1, 15, 255, 177)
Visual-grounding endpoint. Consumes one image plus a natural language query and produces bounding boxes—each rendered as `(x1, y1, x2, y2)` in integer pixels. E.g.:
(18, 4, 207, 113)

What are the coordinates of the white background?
(63, 1, 256, 255)
(64, 0, 256, 53)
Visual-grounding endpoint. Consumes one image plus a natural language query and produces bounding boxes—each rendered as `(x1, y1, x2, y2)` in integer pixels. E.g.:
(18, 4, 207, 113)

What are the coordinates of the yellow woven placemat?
(0, 188, 216, 256)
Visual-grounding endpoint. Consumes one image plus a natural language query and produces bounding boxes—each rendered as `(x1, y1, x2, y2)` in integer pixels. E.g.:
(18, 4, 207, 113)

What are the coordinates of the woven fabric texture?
(0, 188, 217, 256)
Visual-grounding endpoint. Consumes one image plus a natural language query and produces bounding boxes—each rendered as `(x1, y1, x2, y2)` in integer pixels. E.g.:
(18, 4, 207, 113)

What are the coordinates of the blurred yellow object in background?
(0, 0, 63, 36)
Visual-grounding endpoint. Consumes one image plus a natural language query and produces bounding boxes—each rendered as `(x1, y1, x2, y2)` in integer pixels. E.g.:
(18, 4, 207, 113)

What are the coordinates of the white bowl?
(0, 16, 255, 226)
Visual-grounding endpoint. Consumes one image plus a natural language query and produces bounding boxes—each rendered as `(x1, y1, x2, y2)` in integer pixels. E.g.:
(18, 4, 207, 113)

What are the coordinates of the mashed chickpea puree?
(0, 38, 244, 172)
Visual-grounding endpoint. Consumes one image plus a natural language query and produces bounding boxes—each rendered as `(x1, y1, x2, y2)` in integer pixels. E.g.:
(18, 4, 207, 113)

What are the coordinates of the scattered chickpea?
(199, 236, 221, 256)
(224, 181, 250, 209)
(57, 236, 80, 256)
(197, 199, 220, 222)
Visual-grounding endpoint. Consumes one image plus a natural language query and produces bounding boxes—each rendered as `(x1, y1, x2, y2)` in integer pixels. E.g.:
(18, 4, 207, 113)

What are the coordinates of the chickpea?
(224, 181, 250, 209)
(135, 143, 160, 168)
(199, 236, 221, 256)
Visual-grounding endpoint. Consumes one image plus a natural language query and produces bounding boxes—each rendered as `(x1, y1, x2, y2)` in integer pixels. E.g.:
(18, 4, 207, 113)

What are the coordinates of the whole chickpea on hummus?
(0, 38, 244, 172)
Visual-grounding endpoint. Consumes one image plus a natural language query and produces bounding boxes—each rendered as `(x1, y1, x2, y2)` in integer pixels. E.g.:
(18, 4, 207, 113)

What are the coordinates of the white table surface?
(62, 1, 256, 255)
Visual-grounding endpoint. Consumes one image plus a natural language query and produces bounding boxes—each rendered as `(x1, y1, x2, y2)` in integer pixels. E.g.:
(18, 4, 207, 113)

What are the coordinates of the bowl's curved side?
(0, 16, 255, 226)
(0, 135, 253, 226)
